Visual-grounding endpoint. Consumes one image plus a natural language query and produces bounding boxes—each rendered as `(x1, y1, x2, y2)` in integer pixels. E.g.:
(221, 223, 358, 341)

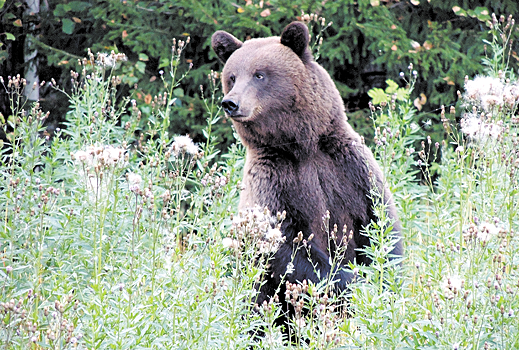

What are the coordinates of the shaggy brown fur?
(212, 22, 402, 313)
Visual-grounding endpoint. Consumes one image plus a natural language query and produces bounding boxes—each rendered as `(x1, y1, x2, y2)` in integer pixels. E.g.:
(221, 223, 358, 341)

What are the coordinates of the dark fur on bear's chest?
(243, 138, 374, 264)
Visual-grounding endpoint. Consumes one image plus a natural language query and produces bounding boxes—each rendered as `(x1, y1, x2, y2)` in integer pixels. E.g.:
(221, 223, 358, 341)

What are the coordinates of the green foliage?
(367, 79, 409, 105)
(2, 0, 518, 151)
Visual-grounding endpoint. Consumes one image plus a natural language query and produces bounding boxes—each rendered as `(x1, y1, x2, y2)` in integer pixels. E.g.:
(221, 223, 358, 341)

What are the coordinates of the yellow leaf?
(58, 60, 69, 66)
(237, 7, 245, 13)
(13, 19, 22, 27)
(370, 0, 380, 6)
(72, 17, 81, 23)
(410, 0, 420, 5)
(391, 44, 398, 51)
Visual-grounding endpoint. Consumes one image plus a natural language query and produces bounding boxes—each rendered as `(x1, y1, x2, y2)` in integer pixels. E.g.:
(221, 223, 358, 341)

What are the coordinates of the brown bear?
(212, 22, 402, 314)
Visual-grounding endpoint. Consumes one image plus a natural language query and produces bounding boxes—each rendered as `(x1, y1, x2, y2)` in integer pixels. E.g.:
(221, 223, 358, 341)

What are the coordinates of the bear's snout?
(222, 99, 240, 117)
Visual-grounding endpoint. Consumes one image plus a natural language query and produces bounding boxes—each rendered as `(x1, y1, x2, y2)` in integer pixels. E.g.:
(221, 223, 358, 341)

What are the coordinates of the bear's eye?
(254, 72, 265, 80)
(229, 75, 236, 83)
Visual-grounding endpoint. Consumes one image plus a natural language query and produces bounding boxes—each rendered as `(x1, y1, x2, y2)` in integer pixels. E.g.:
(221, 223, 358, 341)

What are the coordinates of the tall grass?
(1, 14, 518, 349)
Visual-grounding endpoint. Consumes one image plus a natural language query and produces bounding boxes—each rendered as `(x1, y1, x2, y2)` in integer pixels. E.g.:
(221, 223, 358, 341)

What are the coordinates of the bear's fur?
(212, 22, 402, 310)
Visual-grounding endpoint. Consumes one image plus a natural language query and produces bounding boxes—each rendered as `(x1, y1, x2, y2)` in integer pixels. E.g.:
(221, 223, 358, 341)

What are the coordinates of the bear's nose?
(222, 99, 239, 116)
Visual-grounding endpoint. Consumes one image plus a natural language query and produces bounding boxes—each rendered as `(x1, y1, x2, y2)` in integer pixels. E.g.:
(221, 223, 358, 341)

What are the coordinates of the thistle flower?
(442, 275, 464, 298)
(127, 172, 143, 193)
(460, 113, 502, 142)
(96, 51, 128, 68)
(171, 135, 198, 156)
(477, 221, 499, 242)
(464, 76, 504, 100)
(222, 237, 240, 249)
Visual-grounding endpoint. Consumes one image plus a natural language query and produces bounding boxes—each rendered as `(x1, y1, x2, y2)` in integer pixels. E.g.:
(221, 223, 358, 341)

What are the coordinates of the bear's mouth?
(228, 114, 250, 122)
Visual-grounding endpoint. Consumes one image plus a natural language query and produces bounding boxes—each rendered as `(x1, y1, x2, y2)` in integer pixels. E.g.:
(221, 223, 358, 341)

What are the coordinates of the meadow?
(0, 15, 518, 349)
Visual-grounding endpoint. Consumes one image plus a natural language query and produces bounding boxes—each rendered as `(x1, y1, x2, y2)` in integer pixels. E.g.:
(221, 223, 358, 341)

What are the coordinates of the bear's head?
(212, 22, 340, 153)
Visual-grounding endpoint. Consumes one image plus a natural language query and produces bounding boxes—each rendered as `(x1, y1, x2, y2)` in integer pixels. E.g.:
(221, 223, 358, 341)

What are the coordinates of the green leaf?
(68, 1, 92, 12)
(135, 61, 146, 74)
(473, 7, 490, 21)
(5, 33, 15, 41)
(0, 0, 5, 9)
(385, 79, 399, 94)
(138, 53, 149, 61)
(395, 88, 408, 101)
(173, 88, 184, 98)
(62, 18, 75, 34)
(367, 88, 388, 105)
(54, 4, 71, 16)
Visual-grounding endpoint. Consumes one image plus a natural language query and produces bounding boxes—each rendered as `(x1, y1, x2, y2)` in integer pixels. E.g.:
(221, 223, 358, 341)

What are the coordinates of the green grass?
(0, 19, 518, 350)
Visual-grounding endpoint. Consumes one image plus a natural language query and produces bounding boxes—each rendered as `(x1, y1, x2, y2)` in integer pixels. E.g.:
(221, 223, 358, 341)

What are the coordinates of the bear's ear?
(280, 22, 310, 58)
(212, 31, 243, 63)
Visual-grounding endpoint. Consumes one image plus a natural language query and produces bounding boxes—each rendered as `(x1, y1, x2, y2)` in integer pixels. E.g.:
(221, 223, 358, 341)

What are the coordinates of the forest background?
(1, 0, 518, 148)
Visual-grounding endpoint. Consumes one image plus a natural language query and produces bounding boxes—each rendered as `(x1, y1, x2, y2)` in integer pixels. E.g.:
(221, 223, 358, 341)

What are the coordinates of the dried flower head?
(96, 51, 128, 68)
(171, 135, 198, 156)
(127, 172, 143, 193)
(460, 113, 502, 142)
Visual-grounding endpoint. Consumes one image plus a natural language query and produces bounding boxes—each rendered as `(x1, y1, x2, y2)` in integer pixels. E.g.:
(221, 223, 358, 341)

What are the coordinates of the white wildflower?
(144, 187, 153, 199)
(464, 76, 504, 100)
(72, 150, 92, 165)
(222, 237, 239, 249)
(286, 262, 295, 275)
(266, 228, 282, 241)
(480, 94, 503, 111)
(96, 51, 127, 68)
(442, 275, 463, 298)
(127, 172, 142, 193)
(102, 146, 125, 167)
(477, 221, 499, 242)
(460, 113, 501, 142)
(294, 317, 306, 328)
(503, 83, 519, 107)
(464, 76, 506, 112)
(171, 135, 198, 156)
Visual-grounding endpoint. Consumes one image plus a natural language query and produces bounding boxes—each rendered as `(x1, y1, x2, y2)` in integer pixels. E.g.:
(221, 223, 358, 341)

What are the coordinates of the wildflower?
(96, 51, 128, 68)
(222, 237, 239, 249)
(71, 150, 92, 165)
(464, 76, 507, 112)
(460, 113, 501, 142)
(503, 83, 519, 107)
(477, 221, 499, 242)
(102, 146, 125, 166)
(286, 261, 295, 275)
(464, 76, 504, 100)
(294, 317, 306, 328)
(127, 172, 142, 193)
(171, 135, 198, 156)
(442, 275, 463, 297)
(266, 228, 282, 241)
